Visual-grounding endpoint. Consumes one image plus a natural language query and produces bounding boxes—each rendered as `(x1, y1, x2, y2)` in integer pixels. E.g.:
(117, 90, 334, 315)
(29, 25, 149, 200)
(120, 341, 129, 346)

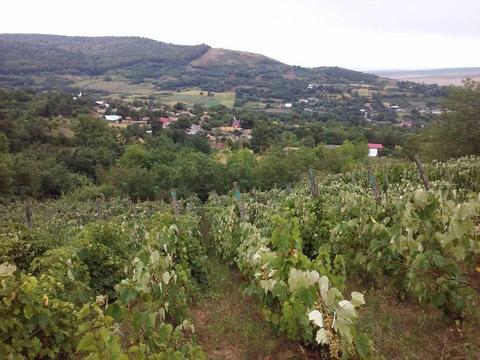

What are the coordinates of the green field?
(69, 76, 157, 97)
(356, 88, 370, 97)
(68, 77, 236, 107)
(158, 89, 235, 107)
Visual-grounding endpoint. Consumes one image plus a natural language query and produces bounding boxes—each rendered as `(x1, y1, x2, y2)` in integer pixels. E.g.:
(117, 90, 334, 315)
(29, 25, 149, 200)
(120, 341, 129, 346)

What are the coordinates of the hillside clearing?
(158, 89, 235, 107)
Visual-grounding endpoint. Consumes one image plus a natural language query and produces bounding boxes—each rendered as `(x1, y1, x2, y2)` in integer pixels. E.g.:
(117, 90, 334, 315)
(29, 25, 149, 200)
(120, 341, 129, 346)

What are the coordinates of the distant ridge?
(0, 33, 379, 95)
(372, 67, 480, 85)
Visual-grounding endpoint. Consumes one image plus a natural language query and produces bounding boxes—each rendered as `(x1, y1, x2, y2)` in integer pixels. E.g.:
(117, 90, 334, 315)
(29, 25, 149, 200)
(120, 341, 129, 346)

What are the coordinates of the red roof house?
(160, 117, 173, 128)
(367, 143, 384, 157)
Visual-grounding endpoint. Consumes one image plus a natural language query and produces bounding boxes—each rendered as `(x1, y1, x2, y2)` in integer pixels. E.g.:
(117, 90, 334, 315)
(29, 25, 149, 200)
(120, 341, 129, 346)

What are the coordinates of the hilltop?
(0, 34, 377, 95)
(0, 34, 449, 119)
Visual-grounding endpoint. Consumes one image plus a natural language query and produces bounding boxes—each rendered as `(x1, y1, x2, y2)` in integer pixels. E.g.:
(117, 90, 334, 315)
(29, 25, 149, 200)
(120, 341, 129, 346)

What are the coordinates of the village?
(91, 98, 253, 150)
(288, 81, 445, 129)
(80, 76, 446, 159)
(88, 95, 393, 157)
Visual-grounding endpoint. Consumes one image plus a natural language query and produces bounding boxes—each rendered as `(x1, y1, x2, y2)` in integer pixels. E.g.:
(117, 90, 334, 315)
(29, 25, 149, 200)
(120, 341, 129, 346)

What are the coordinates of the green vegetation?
(0, 34, 209, 75)
(0, 34, 381, 103)
(0, 197, 207, 358)
(0, 34, 448, 122)
(158, 90, 235, 108)
(1, 66, 480, 359)
(408, 80, 480, 160)
(205, 156, 480, 359)
(190, 258, 302, 359)
(1, 87, 409, 202)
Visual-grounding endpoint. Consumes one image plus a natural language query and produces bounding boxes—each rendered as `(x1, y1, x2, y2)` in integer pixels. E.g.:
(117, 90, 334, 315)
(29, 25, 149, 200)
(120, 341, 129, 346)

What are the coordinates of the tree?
(408, 80, 480, 160)
(226, 149, 256, 190)
(251, 121, 274, 153)
(0, 154, 12, 195)
(0, 132, 9, 153)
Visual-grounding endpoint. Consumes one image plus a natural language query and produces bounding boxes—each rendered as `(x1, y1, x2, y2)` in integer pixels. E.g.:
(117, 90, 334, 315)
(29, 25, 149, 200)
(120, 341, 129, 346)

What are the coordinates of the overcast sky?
(1, 0, 479, 70)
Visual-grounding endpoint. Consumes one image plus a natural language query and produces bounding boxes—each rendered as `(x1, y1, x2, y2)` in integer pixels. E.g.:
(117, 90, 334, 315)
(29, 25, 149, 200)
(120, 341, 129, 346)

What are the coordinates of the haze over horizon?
(2, 0, 479, 71)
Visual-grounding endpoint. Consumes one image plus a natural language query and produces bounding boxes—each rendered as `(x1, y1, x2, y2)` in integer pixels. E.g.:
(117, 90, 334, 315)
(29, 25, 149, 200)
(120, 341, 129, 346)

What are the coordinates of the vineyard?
(1, 156, 480, 359)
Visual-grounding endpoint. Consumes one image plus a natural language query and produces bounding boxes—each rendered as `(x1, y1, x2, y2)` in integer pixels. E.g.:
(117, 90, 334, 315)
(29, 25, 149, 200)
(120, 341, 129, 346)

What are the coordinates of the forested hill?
(0, 34, 211, 74)
(0, 34, 379, 93)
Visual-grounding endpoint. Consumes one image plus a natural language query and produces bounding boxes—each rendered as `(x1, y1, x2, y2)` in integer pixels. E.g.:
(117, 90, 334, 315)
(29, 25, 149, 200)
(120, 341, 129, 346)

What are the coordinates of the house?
(210, 142, 226, 150)
(325, 144, 341, 150)
(368, 143, 384, 157)
(186, 124, 203, 135)
(176, 111, 195, 117)
(284, 103, 293, 108)
(94, 106, 106, 114)
(105, 115, 122, 122)
(400, 119, 413, 128)
(95, 101, 110, 108)
(201, 114, 211, 122)
(218, 126, 237, 133)
(160, 117, 173, 128)
(231, 118, 241, 129)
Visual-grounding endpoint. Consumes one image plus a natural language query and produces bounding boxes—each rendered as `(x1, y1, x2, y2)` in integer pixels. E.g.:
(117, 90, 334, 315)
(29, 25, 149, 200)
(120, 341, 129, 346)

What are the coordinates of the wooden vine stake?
(368, 165, 382, 203)
(383, 165, 390, 191)
(443, 164, 452, 183)
(25, 199, 33, 229)
(413, 154, 430, 190)
(286, 183, 292, 195)
(170, 189, 180, 218)
(233, 182, 246, 222)
(308, 168, 319, 198)
(96, 198, 104, 219)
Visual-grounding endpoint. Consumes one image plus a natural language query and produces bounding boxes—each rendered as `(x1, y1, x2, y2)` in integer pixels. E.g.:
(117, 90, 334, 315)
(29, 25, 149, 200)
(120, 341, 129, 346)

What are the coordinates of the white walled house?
(368, 143, 384, 157)
(105, 115, 122, 122)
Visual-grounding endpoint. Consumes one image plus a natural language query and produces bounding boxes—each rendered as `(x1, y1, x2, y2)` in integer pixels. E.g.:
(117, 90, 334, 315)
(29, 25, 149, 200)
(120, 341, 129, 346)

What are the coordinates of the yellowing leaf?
(307, 270, 320, 285)
(162, 271, 171, 285)
(316, 328, 329, 345)
(351, 291, 366, 306)
(0, 263, 16, 277)
(318, 275, 329, 303)
(308, 309, 323, 328)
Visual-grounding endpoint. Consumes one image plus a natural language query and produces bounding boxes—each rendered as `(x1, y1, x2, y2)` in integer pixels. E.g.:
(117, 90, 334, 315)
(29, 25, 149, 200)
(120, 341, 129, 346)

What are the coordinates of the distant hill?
(0, 34, 210, 75)
(0, 34, 379, 100)
(373, 67, 480, 86)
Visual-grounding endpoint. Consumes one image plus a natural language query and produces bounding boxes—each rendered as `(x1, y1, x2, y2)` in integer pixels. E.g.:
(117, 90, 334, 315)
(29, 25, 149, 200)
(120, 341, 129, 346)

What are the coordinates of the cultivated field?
(66, 76, 236, 106)
(68, 76, 157, 97)
(158, 89, 235, 107)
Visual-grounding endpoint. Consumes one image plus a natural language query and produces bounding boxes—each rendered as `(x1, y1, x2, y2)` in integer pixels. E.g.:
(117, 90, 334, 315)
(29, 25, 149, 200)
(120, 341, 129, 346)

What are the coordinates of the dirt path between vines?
(190, 258, 308, 360)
